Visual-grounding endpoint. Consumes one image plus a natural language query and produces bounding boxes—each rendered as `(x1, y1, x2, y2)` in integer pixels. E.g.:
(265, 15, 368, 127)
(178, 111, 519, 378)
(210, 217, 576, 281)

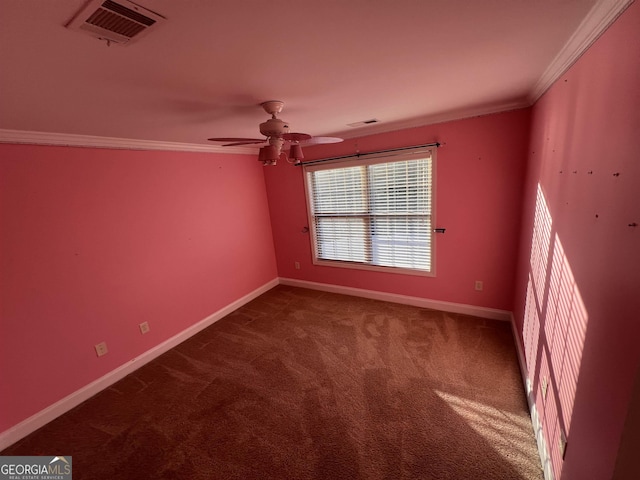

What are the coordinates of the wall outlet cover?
(94, 342, 108, 357)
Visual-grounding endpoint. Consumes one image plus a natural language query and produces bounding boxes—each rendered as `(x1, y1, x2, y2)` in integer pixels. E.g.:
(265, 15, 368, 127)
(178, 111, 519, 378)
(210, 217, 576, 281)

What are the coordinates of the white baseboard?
(509, 313, 554, 480)
(509, 313, 530, 400)
(530, 393, 555, 480)
(279, 277, 512, 321)
(0, 278, 279, 451)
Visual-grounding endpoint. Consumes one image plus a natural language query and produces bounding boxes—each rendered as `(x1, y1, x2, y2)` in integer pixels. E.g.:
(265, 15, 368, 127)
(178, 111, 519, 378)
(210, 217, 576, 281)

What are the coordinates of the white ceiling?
(0, 0, 623, 151)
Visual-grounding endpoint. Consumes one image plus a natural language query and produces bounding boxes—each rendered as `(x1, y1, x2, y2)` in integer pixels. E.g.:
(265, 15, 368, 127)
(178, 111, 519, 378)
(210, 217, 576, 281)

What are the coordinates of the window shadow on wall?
(522, 184, 589, 479)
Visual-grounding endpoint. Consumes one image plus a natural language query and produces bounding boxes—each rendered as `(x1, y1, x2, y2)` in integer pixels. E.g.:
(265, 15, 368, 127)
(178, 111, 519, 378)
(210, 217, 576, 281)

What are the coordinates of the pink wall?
(613, 362, 640, 480)
(264, 109, 531, 311)
(513, 3, 640, 479)
(2, 8, 638, 475)
(0, 144, 278, 432)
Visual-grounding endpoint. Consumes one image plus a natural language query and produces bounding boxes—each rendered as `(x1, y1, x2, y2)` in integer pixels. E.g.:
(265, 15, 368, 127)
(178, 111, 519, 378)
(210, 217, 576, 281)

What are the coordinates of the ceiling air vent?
(66, 0, 165, 45)
(347, 119, 380, 127)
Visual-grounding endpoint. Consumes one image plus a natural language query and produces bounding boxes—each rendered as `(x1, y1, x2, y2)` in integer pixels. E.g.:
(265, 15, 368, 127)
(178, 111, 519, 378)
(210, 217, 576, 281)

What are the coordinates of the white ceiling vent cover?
(66, 0, 165, 45)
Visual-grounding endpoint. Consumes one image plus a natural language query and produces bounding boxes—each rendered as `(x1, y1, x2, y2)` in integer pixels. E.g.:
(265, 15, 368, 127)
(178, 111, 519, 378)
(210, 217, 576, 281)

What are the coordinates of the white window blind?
(304, 148, 434, 275)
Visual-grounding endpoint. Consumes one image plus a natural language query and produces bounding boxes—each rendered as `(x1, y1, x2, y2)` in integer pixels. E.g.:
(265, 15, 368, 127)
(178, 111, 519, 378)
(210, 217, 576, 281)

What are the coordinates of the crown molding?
(333, 98, 531, 140)
(529, 0, 635, 103)
(0, 129, 257, 155)
(334, 0, 634, 141)
(1, 1, 632, 151)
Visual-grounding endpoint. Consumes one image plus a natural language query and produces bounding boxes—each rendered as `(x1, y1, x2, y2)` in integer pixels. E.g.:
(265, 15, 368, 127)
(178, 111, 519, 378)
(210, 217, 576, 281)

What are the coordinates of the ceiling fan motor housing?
(260, 118, 289, 137)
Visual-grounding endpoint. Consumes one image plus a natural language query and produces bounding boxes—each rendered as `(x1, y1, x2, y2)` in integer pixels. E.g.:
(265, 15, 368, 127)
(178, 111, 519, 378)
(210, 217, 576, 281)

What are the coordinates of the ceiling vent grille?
(66, 0, 165, 45)
(347, 119, 380, 127)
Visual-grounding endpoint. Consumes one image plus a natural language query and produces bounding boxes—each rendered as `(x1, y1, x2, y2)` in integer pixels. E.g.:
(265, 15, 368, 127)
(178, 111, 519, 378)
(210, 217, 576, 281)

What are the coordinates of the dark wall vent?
(66, 0, 165, 45)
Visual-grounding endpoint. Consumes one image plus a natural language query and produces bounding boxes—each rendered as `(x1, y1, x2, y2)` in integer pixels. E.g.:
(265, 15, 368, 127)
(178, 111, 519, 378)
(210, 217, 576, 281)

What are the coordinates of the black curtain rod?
(295, 142, 441, 167)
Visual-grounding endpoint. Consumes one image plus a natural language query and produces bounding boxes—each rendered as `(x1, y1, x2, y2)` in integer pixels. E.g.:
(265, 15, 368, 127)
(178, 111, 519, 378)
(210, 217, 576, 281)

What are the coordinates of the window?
(304, 147, 435, 275)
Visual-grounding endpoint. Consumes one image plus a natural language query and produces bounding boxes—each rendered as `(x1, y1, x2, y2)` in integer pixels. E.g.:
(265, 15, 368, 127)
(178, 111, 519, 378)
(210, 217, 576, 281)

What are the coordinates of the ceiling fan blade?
(207, 137, 265, 143)
(223, 140, 268, 146)
(302, 136, 344, 145)
(282, 132, 312, 142)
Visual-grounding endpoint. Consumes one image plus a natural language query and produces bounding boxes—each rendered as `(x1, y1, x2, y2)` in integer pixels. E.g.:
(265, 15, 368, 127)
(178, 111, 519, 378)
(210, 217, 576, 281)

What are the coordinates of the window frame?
(303, 147, 437, 277)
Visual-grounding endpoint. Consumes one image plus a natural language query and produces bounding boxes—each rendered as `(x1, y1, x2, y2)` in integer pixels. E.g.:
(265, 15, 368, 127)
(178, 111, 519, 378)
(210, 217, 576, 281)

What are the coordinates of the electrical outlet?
(94, 341, 108, 357)
(294, 261, 301, 270)
(474, 280, 483, 291)
(139, 321, 150, 334)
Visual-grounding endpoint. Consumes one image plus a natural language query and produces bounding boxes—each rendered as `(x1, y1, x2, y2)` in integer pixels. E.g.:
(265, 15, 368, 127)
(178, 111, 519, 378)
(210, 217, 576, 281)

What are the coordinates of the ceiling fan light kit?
(289, 144, 304, 164)
(208, 100, 343, 166)
(258, 145, 279, 166)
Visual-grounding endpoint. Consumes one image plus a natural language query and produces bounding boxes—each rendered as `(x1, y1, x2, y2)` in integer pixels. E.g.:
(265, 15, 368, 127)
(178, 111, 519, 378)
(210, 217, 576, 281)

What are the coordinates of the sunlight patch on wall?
(523, 279, 542, 378)
(545, 236, 588, 431)
(521, 183, 589, 480)
(531, 184, 553, 306)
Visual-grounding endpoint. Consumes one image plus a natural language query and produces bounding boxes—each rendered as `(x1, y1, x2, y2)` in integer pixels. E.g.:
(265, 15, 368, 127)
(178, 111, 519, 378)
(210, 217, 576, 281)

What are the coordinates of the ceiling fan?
(208, 100, 343, 165)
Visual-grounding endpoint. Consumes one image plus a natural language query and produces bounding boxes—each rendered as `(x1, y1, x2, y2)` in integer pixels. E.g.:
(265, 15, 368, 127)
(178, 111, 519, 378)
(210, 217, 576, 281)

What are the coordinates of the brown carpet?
(2, 285, 543, 479)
